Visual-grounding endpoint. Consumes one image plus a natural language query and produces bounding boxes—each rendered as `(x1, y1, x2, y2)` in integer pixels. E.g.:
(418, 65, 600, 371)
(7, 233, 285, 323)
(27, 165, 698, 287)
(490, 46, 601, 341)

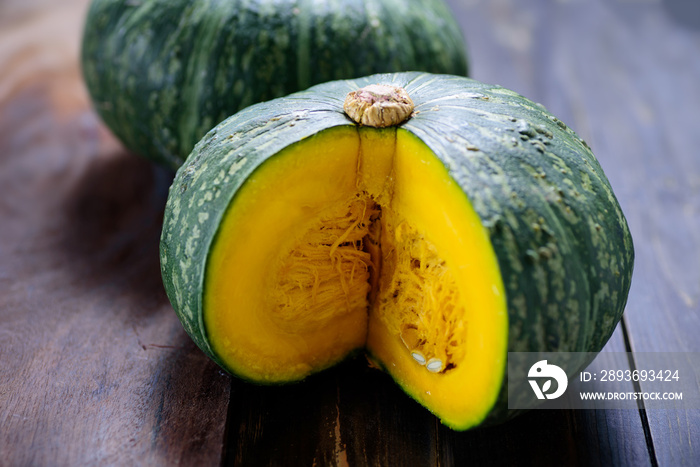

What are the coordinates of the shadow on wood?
(57, 145, 174, 311)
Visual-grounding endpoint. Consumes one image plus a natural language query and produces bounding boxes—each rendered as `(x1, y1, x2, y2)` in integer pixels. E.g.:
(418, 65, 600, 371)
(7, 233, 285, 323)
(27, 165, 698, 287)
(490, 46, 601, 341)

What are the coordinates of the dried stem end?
(344, 84, 414, 128)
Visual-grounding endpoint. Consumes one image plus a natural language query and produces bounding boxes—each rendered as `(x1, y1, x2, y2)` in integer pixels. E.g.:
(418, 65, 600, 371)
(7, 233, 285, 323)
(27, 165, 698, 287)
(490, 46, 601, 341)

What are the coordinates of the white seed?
(426, 358, 443, 373)
(411, 351, 426, 365)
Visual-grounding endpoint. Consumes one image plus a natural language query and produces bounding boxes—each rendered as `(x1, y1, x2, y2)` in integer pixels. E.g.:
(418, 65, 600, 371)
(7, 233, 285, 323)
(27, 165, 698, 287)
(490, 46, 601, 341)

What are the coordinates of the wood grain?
(0, 1, 230, 465)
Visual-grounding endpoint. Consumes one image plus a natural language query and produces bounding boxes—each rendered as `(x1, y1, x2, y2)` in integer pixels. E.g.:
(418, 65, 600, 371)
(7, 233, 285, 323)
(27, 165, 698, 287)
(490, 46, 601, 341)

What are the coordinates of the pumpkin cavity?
(267, 178, 465, 375)
(268, 193, 376, 334)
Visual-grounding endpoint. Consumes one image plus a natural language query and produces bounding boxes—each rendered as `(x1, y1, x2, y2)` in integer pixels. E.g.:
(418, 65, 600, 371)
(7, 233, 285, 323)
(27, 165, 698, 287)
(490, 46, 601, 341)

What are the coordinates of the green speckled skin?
(160, 72, 634, 427)
(81, 0, 468, 169)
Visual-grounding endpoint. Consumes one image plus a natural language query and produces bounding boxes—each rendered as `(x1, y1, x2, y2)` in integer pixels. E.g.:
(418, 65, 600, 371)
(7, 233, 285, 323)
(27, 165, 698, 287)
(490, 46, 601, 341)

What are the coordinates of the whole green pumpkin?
(81, 0, 469, 169)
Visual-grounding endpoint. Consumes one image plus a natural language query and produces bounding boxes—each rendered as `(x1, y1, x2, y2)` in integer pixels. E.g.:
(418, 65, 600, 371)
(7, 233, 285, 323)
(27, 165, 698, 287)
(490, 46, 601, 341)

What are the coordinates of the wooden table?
(1, 0, 698, 465)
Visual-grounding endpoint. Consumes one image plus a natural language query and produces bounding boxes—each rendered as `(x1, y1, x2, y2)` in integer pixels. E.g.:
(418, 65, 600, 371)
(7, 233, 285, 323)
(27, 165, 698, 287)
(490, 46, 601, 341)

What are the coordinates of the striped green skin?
(159, 72, 634, 429)
(81, 0, 468, 169)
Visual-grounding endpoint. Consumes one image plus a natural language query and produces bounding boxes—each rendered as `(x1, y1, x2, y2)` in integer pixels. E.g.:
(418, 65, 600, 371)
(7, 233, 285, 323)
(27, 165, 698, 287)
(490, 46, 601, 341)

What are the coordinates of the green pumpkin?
(81, 0, 468, 169)
(159, 72, 634, 430)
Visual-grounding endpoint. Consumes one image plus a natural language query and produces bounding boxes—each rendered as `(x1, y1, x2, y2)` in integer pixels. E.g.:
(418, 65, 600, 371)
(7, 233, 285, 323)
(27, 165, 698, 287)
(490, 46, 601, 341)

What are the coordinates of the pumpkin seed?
(411, 351, 427, 365)
(426, 358, 443, 373)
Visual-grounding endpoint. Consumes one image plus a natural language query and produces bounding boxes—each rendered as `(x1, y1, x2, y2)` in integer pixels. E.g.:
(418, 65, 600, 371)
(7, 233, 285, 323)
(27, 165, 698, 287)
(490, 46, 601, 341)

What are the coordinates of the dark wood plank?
(0, 2, 231, 464)
(226, 358, 439, 467)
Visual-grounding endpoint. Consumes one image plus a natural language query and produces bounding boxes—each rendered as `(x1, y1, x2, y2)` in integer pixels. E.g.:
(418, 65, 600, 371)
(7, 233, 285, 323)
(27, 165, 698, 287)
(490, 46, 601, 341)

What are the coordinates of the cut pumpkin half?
(160, 73, 634, 431)
(204, 126, 507, 428)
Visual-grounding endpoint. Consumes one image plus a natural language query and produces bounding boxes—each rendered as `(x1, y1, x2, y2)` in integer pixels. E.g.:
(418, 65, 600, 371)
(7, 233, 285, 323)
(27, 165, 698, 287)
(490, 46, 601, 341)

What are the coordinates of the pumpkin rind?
(159, 72, 634, 429)
(81, 0, 469, 169)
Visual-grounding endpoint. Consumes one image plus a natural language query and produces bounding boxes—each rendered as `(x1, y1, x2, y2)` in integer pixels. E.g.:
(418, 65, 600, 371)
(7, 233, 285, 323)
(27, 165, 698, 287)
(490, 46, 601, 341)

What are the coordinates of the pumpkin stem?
(344, 85, 414, 127)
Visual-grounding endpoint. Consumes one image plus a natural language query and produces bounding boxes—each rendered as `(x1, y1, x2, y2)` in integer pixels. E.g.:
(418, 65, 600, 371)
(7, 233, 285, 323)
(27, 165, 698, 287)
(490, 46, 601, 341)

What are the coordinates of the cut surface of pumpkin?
(204, 125, 507, 428)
